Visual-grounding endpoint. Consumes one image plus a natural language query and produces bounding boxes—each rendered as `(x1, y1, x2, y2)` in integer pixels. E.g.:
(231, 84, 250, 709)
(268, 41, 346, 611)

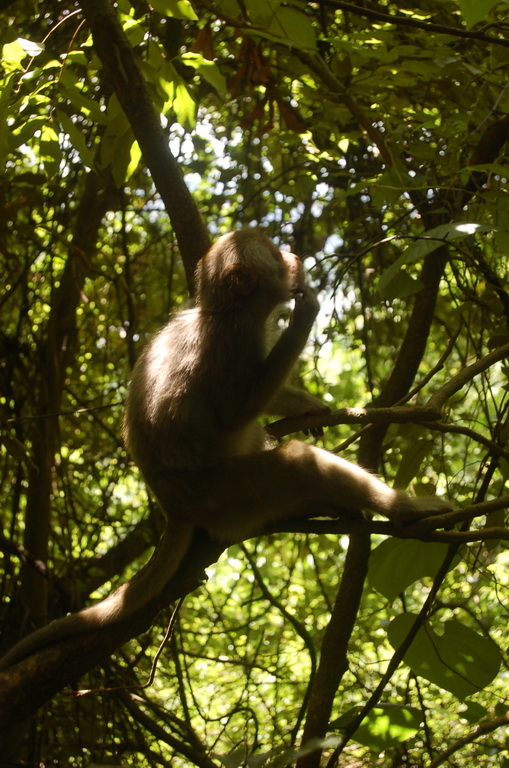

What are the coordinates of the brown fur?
(0, 228, 452, 670)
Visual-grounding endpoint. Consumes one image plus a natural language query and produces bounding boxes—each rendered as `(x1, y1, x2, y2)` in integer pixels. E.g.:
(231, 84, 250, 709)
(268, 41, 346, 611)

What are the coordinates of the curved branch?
(427, 342, 509, 409)
(425, 421, 509, 463)
(281, 496, 509, 541)
(0, 531, 222, 731)
(79, 0, 210, 287)
(428, 712, 509, 768)
(314, 0, 509, 49)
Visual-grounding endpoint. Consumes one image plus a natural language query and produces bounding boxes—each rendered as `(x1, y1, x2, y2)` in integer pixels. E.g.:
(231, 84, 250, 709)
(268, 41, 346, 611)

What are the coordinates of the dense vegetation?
(0, 0, 508, 766)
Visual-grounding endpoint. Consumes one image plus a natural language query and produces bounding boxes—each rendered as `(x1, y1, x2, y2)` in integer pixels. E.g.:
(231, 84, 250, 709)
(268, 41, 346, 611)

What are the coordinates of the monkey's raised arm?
(258, 285, 319, 392)
(235, 281, 320, 421)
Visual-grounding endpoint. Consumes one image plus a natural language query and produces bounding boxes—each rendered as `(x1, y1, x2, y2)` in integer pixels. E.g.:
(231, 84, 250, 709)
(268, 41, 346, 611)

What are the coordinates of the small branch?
(279, 496, 509, 543)
(266, 405, 441, 440)
(0, 533, 49, 579)
(118, 691, 217, 768)
(79, 0, 210, 285)
(427, 342, 509, 409)
(287, 521, 509, 544)
(428, 712, 509, 768)
(407, 496, 509, 530)
(425, 421, 509, 463)
(325, 531, 465, 765)
(314, 0, 509, 49)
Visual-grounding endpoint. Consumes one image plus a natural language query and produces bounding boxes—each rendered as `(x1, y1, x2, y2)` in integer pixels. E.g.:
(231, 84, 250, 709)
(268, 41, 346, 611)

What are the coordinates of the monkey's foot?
(391, 494, 455, 522)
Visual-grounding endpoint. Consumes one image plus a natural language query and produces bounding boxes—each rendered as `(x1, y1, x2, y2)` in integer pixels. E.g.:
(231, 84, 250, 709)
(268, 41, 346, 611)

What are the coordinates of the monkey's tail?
(0, 520, 193, 671)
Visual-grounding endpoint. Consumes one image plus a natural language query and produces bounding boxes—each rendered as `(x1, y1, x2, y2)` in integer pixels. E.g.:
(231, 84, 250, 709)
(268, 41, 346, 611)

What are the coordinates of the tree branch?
(428, 712, 509, 768)
(79, 0, 210, 287)
(427, 342, 509, 409)
(314, 0, 509, 49)
(0, 530, 221, 732)
(266, 405, 441, 440)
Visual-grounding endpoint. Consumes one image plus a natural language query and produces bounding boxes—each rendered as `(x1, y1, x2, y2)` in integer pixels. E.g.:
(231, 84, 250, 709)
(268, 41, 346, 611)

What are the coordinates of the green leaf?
(369, 539, 451, 602)
(39, 123, 61, 177)
(123, 17, 147, 47)
(173, 81, 196, 129)
(457, 0, 501, 28)
(460, 701, 489, 724)
(393, 436, 434, 488)
(11, 115, 47, 147)
(181, 52, 227, 93)
(125, 139, 142, 181)
(100, 95, 136, 185)
(0, 72, 16, 169)
(216, 0, 241, 17)
(387, 614, 502, 699)
(378, 269, 423, 300)
(149, 0, 198, 20)
(60, 70, 106, 123)
(268, 6, 316, 51)
(332, 704, 422, 751)
(2, 38, 44, 72)
(495, 194, 509, 251)
(371, 169, 405, 208)
(245, 0, 317, 51)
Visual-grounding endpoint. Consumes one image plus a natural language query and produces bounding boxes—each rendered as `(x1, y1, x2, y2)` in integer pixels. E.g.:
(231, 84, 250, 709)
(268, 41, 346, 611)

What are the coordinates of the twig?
(427, 343, 509, 409)
(314, 0, 509, 49)
(428, 712, 509, 768)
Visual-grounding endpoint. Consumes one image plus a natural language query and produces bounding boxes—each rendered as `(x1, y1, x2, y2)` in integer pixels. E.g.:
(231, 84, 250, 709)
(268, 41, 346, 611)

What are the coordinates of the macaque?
(0, 228, 452, 670)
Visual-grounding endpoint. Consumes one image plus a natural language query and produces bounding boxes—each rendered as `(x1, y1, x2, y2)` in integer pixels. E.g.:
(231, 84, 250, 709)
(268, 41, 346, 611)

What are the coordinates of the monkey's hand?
(268, 386, 328, 417)
(291, 284, 320, 329)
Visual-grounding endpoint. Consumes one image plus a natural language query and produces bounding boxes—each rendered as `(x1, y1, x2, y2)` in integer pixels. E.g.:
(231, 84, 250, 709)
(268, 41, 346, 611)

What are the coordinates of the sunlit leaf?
(149, 0, 198, 20)
(181, 52, 227, 93)
(332, 704, 422, 751)
(173, 81, 196, 129)
(245, 0, 316, 50)
(2, 40, 33, 71)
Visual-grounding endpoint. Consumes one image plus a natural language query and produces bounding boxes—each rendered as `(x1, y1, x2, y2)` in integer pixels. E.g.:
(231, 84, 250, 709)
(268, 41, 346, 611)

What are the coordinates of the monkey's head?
(195, 229, 304, 315)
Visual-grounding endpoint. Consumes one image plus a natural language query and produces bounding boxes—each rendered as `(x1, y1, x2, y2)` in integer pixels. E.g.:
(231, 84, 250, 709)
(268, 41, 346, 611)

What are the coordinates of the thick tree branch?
(5, 487, 503, 732)
(79, 0, 210, 287)
(13, 172, 115, 635)
(0, 531, 221, 732)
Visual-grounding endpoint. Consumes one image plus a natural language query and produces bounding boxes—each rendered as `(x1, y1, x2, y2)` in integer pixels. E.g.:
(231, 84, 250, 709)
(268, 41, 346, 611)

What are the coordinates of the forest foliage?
(0, 0, 508, 766)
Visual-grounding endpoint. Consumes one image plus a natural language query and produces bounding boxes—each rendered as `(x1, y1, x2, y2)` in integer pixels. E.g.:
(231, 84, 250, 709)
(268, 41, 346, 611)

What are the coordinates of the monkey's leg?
(155, 440, 453, 543)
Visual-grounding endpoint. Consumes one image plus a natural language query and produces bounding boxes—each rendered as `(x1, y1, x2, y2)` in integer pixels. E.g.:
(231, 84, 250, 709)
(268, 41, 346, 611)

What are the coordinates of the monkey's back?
(123, 308, 266, 477)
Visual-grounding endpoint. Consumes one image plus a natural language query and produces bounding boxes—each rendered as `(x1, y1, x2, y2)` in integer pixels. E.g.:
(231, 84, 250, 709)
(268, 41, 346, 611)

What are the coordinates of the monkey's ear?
(225, 265, 259, 296)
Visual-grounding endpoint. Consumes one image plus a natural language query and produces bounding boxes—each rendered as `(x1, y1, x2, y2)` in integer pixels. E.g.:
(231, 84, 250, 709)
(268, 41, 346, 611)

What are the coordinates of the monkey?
(0, 228, 453, 670)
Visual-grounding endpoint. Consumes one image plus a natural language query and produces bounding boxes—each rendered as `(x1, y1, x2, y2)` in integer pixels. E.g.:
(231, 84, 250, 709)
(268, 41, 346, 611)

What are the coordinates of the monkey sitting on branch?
(0, 228, 453, 670)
